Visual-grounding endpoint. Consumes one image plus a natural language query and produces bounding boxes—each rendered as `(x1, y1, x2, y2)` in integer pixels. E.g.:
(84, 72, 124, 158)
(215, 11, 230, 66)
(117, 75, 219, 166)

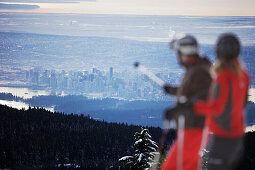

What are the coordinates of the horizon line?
(1, 11, 255, 17)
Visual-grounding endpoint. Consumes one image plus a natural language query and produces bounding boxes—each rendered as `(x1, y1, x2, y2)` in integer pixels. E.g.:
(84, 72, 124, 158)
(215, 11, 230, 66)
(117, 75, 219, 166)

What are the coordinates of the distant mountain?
(0, 92, 174, 127)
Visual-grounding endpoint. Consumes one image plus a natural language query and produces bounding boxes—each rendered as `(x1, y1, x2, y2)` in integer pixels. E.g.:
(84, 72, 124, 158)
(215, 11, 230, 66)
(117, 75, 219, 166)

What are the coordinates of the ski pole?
(150, 120, 170, 170)
(177, 115, 185, 170)
(197, 127, 209, 170)
(134, 62, 165, 87)
(134, 62, 188, 103)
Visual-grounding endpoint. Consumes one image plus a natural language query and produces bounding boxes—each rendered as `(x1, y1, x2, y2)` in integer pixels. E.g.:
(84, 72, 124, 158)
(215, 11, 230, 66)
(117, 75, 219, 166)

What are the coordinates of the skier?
(193, 33, 249, 170)
(161, 35, 212, 170)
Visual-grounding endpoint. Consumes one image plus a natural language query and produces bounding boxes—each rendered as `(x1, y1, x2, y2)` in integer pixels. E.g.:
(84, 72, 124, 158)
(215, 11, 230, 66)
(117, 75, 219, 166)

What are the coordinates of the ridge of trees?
(0, 104, 255, 169)
(0, 104, 176, 169)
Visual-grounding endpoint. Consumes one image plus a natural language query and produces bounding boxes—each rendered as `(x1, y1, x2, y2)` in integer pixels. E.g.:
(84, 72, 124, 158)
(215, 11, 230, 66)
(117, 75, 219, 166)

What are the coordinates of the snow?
(151, 151, 160, 156)
(246, 124, 255, 132)
(74, 165, 81, 168)
(141, 129, 146, 134)
(148, 139, 157, 146)
(119, 128, 159, 169)
(148, 146, 157, 152)
(140, 129, 151, 138)
(145, 133, 152, 138)
(57, 163, 80, 168)
(138, 153, 144, 162)
(135, 139, 143, 145)
(58, 164, 71, 167)
(249, 88, 255, 103)
(119, 156, 133, 161)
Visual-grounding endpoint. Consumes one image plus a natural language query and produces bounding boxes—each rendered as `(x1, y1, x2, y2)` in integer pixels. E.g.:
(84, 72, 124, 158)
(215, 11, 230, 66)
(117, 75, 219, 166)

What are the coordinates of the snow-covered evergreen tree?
(119, 128, 158, 169)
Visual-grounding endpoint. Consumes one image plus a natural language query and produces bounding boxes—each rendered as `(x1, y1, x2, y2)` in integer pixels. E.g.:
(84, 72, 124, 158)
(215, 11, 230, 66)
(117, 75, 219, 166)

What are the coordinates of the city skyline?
(13, 65, 179, 101)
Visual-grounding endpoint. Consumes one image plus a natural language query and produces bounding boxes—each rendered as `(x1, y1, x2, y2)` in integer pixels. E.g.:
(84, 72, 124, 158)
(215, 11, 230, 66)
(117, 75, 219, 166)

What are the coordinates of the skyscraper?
(110, 67, 113, 80)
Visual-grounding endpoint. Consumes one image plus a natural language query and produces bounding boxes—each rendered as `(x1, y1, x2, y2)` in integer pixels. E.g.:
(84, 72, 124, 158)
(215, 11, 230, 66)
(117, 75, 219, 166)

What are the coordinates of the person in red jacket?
(194, 33, 249, 170)
(161, 35, 212, 170)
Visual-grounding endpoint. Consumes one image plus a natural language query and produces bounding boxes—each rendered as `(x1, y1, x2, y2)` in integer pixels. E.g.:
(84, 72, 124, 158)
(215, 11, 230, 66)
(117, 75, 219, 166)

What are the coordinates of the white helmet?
(170, 35, 199, 56)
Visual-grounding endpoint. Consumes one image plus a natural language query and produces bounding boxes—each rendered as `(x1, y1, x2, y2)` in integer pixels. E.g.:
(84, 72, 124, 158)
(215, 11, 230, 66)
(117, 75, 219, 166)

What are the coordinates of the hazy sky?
(0, 0, 255, 16)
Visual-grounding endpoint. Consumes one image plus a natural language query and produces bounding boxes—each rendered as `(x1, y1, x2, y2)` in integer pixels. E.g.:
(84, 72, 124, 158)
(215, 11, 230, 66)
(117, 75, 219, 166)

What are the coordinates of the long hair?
(213, 58, 243, 76)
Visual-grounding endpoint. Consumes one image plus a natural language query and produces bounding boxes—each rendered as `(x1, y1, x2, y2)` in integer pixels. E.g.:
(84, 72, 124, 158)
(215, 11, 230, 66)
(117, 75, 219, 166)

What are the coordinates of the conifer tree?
(119, 128, 158, 169)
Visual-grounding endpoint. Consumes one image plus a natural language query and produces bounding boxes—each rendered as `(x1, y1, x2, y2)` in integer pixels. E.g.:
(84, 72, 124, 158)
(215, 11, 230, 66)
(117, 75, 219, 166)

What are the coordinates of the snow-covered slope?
(246, 124, 255, 133)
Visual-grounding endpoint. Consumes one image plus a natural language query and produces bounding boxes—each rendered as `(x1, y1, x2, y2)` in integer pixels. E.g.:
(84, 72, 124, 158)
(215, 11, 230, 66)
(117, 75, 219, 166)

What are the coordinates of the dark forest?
(0, 104, 175, 169)
(0, 104, 254, 169)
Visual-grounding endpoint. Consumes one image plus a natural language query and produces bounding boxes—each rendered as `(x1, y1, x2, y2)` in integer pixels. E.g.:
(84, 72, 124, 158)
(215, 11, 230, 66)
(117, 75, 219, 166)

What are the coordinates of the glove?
(179, 100, 193, 108)
(164, 106, 178, 121)
(164, 101, 194, 121)
(163, 85, 178, 95)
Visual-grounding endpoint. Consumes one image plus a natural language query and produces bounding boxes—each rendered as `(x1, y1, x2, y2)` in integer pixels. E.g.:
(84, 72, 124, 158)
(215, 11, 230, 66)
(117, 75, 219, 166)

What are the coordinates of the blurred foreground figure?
(161, 35, 212, 170)
(194, 33, 250, 170)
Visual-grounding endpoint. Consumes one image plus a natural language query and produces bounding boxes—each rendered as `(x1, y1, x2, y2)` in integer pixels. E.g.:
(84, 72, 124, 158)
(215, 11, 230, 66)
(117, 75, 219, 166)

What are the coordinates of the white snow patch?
(148, 139, 157, 145)
(138, 153, 144, 162)
(119, 156, 133, 161)
(148, 146, 157, 152)
(141, 129, 151, 138)
(144, 133, 152, 138)
(135, 139, 143, 145)
(246, 124, 255, 132)
(248, 88, 255, 103)
(57, 163, 80, 168)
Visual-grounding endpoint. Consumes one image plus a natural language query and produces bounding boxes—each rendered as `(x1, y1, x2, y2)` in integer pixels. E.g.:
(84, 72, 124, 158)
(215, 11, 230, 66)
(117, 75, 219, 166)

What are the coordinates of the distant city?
(17, 66, 182, 101)
(0, 16, 254, 126)
(0, 31, 255, 102)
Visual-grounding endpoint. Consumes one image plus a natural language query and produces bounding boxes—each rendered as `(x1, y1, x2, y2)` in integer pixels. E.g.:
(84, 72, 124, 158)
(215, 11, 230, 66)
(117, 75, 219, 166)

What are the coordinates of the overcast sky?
(0, 0, 255, 16)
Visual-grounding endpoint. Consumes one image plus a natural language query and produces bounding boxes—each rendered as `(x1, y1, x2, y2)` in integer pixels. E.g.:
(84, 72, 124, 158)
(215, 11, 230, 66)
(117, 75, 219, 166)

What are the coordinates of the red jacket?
(194, 65, 249, 137)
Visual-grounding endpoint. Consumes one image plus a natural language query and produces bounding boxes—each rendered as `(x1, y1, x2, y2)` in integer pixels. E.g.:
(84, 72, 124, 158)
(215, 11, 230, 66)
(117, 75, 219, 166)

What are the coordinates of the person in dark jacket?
(161, 35, 212, 170)
(194, 33, 249, 170)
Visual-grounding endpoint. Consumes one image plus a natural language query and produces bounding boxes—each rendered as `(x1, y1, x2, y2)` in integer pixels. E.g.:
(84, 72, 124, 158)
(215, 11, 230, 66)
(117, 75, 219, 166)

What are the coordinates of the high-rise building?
(110, 67, 113, 80)
(29, 69, 34, 82)
(62, 77, 68, 89)
(50, 73, 57, 88)
(25, 70, 29, 81)
(88, 74, 95, 82)
(33, 72, 39, 85)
